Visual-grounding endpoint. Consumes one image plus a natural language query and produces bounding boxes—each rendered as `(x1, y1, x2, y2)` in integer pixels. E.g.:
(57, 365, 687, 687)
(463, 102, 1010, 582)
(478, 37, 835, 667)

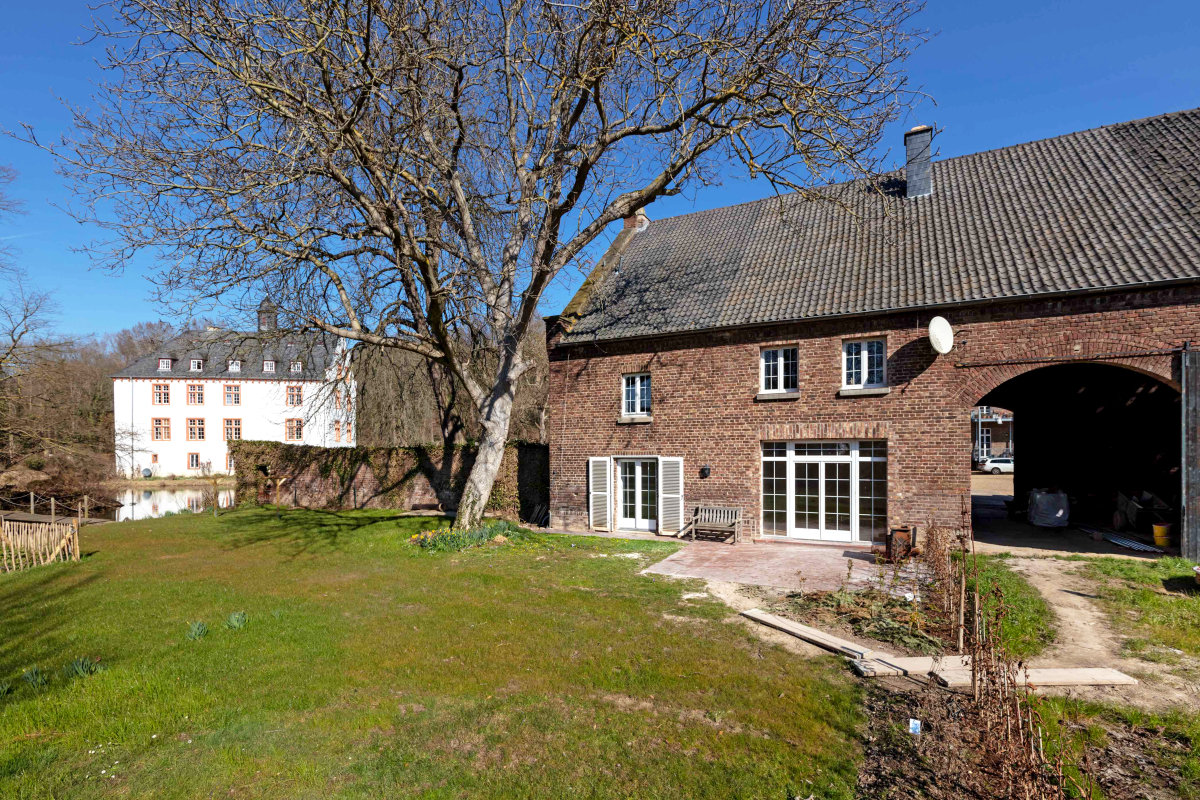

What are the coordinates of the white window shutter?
(659, 457, 684, 533)
(588, 457, 612, 531)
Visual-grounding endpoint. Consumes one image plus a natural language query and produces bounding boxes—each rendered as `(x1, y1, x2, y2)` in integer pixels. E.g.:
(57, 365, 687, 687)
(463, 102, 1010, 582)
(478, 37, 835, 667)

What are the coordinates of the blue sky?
(1, 1, 1197, 336)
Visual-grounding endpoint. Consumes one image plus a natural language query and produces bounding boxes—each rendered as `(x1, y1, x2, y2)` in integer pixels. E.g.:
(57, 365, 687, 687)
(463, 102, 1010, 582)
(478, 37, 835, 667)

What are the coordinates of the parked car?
(979, 457, 1014, 475)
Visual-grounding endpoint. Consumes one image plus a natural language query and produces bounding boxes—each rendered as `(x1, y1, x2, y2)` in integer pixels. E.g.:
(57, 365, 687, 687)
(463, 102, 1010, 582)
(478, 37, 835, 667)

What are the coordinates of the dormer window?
(228, 360, 241, 373)
(263, 360, 276, 373)
(190, 359, 204, 372)
(289, 361, 302, 373)
(157, 358, 172, 371)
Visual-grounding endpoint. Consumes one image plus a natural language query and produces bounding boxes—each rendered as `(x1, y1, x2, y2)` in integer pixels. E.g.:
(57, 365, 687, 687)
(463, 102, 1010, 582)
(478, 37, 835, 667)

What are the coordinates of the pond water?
(112, 488, 236, 522)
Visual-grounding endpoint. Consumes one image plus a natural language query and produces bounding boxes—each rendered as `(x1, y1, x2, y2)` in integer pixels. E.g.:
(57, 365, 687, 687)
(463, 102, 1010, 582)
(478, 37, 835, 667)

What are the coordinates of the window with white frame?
(761, 440, 888, 543)
(190, 359, 204, 371)
(187, 452, 201, 470)
(622, 373, 651, 417)
(228, 360, 241, 372)
(263, 360, 276, 373)
(760, 346, 799, 393)
(842, 339, 886, 389)
(289, 361, 302, 373)
(157, 358, 172, 371)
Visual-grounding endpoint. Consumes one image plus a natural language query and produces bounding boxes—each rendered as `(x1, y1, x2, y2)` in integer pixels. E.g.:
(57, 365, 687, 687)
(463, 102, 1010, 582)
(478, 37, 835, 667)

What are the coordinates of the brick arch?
(951, 333, 1179, 409)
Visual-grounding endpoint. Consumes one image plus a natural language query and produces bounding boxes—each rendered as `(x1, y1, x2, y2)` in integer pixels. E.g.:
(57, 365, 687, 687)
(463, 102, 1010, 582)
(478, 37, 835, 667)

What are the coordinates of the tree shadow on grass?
(213, 506, 449, 560)
(0, 566, 102, 680)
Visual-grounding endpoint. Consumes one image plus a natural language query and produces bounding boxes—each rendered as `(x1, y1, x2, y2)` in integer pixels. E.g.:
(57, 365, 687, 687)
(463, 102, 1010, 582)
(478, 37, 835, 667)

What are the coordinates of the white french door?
(617, 459, 658, 531)
(761, 441, 888, 543)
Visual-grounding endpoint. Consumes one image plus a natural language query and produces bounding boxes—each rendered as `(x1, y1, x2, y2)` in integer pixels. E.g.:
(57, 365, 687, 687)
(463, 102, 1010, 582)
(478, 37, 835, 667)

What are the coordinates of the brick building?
(546, 108, 1200, 557)
(972, 407, 1013, 461)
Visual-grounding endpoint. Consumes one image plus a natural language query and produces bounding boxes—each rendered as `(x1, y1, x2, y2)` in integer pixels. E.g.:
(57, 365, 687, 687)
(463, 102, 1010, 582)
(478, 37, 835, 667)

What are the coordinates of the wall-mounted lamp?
(699, 464, 711, 479)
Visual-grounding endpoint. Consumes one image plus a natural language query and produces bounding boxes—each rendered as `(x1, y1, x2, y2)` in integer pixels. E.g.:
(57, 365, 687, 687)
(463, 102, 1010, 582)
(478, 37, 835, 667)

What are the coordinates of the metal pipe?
(954, 347, 1181, 370)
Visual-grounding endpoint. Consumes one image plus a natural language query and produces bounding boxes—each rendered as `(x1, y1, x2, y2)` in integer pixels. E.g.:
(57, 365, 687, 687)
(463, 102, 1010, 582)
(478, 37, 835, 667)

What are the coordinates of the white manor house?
(112, 300, 356, 477)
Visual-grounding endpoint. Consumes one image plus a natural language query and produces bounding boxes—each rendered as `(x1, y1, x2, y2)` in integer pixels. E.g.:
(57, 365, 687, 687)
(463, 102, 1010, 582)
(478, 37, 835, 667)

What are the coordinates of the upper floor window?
(187, 384, 204, 405)
(190, 359, 204, 371)
(622, 373, 651, 417)
(333, 420, 342, 442)
(286, 386, 303, 406)
(285, 418, 303, 441)
(157, 358, 172, 371)
(228, 360, 241, 372)
(187, 418, 206, 441)
(224, 418, 242, 440)
(263, 360, 276, 373)
(843, 338, 886, 389)
(153, 384, 170, 405)
(289, 361, 303, 373)
(224, 385, 241, 405)
(760, 347, 799, 394)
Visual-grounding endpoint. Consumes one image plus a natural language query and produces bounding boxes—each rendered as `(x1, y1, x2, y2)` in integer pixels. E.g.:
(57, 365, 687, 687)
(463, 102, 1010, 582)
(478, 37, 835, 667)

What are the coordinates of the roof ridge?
(634, 106, 1200, 229)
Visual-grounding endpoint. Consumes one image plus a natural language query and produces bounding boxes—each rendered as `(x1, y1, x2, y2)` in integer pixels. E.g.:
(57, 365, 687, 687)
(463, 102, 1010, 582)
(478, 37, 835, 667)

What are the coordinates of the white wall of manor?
(113, 376, 356, 477)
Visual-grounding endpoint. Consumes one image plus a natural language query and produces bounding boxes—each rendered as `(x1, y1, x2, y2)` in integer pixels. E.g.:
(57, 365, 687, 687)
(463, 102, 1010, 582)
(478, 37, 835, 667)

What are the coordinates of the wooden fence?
(0, 519, 79, 572)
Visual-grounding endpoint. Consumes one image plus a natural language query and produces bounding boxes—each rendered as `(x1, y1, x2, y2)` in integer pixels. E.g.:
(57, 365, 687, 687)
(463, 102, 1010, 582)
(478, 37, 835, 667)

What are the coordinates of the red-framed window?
(152, 418, 171, 441)
(285, 418, 303, 441)
(187, 453, 201, 470)
(286, 385, 303, 406)
(224, 384, 240, 405)
(187, 418, 205, 441)
(224, 418, 241, 440)
(187, 384, 204, 405)
(153, 384, 170, 404)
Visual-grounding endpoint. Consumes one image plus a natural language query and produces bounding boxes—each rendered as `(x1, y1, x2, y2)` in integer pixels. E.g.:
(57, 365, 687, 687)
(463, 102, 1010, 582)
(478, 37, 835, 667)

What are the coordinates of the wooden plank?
(933, 668, 1138, 688)
(853, 656, 972, 677)
(740, 609, 887, 660)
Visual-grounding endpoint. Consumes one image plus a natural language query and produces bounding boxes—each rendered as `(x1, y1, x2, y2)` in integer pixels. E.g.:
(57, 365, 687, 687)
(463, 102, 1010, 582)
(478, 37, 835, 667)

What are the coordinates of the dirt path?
(1009, 557, 1200, 712)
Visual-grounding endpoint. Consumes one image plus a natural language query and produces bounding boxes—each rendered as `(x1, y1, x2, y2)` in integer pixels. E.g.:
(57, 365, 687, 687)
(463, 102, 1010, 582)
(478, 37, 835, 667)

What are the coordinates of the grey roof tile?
(112, 329, 341, 380)
(560, 108, 1200, 343)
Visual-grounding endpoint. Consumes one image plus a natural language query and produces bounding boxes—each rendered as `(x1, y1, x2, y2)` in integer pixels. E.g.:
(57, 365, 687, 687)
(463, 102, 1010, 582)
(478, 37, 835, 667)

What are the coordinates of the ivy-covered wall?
(228, 441, 550, 521)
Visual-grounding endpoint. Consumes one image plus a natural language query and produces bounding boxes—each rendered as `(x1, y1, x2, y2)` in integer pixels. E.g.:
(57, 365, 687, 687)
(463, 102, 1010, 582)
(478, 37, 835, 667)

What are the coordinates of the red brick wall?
(547, 285, 1200, 534)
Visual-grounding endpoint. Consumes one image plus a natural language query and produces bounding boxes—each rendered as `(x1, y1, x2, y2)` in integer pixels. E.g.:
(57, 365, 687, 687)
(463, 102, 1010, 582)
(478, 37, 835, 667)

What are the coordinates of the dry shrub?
(913, 523, 1095, 799)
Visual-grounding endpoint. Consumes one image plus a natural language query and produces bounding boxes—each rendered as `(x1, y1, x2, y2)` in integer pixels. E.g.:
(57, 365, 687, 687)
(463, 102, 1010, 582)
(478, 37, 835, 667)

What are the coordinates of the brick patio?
(642, 539, 909, 592)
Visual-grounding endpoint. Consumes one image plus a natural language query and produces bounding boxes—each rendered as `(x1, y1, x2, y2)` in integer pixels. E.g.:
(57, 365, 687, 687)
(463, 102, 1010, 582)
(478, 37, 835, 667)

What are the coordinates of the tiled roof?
(559, 107, 1200, 344)
(111, 329, 342, 380)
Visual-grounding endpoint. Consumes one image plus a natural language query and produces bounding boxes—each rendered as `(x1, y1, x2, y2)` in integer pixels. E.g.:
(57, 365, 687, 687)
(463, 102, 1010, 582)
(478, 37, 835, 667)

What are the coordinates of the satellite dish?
(142, 468, 153, 478)
(929, 316, 954, 355)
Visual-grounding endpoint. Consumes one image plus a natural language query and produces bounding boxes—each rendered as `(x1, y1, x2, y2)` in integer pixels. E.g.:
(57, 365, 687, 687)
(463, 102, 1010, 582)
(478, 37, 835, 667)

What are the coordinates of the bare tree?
(20, 0, 923, 526)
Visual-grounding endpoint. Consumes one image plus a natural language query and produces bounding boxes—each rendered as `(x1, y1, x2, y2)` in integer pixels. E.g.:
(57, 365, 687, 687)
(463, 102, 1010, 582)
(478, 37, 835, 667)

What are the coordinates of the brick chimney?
(257, 297, 278, 332)
(904, 125, 933, 199)
(623, 211, 650, 231)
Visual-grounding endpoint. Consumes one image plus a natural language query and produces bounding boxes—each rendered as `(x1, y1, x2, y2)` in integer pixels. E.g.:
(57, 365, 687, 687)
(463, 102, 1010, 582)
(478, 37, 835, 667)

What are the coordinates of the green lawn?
(0, 509, 862, 799)
(969, 553, 1057, 659)
(1073, 556, 1200, 656)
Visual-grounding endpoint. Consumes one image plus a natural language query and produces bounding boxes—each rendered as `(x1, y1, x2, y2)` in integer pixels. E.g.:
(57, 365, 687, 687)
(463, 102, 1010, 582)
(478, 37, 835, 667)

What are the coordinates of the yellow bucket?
(1153, 523, 1172, 548)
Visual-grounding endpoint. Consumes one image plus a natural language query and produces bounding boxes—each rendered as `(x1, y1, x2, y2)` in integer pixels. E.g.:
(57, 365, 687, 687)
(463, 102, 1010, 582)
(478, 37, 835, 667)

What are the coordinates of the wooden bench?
(684, 506, 743, 544)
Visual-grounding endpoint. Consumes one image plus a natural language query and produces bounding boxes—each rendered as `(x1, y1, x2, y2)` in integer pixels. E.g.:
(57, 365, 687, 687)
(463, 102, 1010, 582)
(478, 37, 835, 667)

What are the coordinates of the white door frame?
(762, 440, 884, 543)
(616, 457, 658, 531)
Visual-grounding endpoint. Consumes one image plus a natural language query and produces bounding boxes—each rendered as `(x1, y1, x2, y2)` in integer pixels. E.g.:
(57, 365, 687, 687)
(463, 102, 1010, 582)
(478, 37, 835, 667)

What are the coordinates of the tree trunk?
(454, 385, 516, 530)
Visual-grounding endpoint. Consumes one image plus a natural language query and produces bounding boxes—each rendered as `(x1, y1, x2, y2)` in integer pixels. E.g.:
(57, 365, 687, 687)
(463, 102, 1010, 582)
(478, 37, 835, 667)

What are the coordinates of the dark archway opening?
(976, 362, 1181, 532)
